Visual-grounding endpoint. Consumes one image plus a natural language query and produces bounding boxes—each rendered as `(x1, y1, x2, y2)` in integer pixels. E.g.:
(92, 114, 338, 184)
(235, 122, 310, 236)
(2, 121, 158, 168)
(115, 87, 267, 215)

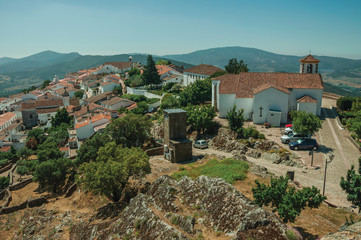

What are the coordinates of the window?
(29, 114, 33, 119)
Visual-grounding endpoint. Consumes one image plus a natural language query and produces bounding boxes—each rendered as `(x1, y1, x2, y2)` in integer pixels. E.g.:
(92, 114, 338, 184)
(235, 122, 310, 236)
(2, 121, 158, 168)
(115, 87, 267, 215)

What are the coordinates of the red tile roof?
(75, 120, 90, 129)
(185, 64, 223, 76)
(21, 99, 63, 110)
(0, 112, 16, 126)
(214, 72, 324, 98)
(0, 145, 11, 152)
(253, 84, 290, 95)
(299, 54, 320, 63)
(91, 113, 111, 123)
(297, 95, 317, 103)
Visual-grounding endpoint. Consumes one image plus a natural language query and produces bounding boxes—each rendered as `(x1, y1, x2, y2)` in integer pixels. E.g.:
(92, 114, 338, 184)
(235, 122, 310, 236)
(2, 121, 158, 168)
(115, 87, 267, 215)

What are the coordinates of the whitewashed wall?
(288, 89, 323, 116)
(253, 88, 289, 124)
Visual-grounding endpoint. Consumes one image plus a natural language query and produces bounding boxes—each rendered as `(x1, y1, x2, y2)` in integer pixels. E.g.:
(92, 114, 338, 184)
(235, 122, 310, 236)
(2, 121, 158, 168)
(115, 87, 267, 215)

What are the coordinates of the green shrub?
(0, 176, 9, 190)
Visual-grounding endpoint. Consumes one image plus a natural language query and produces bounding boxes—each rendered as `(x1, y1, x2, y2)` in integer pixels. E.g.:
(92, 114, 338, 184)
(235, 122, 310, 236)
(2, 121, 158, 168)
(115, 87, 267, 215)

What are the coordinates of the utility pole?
(322, 154, 335, 196)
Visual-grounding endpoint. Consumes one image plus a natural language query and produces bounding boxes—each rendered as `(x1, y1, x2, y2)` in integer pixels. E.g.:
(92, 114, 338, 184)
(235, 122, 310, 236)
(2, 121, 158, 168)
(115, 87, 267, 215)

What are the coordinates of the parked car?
(281, 133, 311, 144)
(289, 139, 318, 150)
(193, 140, 208, 149)
(284, 127, 294, 135)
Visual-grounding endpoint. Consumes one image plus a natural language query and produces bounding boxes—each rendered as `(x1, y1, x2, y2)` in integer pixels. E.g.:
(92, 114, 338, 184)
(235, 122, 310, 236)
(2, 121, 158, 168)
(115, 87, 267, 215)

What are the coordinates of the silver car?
(193, 140, 208, 149)
(281, 133, 311, 144)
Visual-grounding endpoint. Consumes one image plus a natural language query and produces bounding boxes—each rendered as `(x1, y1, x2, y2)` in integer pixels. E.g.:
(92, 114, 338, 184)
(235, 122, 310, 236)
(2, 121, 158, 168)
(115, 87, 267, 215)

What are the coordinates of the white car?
(284, 127, 294, 135)
(193, 140, 208, 149)
(281, 133, 311, 144)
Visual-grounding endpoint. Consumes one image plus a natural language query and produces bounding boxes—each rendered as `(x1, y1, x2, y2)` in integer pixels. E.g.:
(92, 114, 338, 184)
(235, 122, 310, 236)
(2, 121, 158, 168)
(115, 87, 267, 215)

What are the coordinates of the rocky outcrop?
(70, 175, 288, 240)
(321, 221, 361, 239)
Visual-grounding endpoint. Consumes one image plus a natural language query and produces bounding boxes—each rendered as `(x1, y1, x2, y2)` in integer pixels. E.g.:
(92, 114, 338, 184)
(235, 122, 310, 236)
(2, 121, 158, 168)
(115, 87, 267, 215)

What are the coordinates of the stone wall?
(145, 147, 164, 156)
(0, 196, 47, 215)
(9, 178, 33, 191)
(0, 163, 12, 174)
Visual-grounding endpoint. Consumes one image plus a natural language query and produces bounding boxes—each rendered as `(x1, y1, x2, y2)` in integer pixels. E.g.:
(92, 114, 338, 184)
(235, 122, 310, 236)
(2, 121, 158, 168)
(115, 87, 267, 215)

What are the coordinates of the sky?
(1, 0, 361, 59)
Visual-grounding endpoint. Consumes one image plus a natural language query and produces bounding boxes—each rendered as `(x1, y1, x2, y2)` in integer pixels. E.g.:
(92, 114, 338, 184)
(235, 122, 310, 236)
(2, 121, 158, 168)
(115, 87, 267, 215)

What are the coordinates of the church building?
(212, 55, 324, 126)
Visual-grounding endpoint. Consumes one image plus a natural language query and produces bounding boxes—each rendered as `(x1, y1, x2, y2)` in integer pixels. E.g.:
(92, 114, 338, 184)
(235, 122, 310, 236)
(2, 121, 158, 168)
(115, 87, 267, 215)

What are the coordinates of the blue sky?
(1, 0, 361, 59)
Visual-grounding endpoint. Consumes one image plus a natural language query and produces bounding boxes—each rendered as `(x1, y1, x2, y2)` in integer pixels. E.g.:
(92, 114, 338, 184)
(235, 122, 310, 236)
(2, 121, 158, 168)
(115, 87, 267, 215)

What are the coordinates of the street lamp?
(322, 153, 335, 196)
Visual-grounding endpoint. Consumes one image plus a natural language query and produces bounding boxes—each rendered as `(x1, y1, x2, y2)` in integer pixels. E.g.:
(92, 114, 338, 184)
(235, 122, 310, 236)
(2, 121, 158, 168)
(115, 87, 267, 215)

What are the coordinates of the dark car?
(289, 139, 318, 150)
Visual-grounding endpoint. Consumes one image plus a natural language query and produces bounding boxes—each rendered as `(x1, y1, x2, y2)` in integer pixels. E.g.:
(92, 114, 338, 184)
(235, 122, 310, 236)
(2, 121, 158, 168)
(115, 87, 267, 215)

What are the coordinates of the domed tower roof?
(299, 54, 320, 63)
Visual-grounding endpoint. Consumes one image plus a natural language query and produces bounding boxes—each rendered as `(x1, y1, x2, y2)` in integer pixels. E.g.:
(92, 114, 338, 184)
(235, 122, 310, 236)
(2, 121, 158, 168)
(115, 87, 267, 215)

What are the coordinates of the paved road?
(196, 98, 360, 208)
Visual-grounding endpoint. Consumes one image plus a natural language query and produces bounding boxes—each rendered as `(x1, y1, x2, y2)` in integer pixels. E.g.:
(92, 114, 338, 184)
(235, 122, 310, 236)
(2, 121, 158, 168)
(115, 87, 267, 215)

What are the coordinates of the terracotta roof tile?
(75, 120, 90, 129)
(0, 112, 16, 126)
(91, 113, 111, 123)
(299, 54, 320, 63)
(185, 64, 223, 76)
(22, 99, 63, 110)
(215, 72, 324, 98)
(36, 107, 59, 114)
(297, 95, 317, 103)
(83, 91, 112, 103)
(253, 84, 290, 95)
(0, 145, 11, 152)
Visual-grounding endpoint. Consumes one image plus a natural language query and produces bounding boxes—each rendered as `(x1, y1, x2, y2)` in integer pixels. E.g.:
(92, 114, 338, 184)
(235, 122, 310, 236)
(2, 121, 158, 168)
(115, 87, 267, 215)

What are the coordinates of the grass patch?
(171, 158, 249, 184)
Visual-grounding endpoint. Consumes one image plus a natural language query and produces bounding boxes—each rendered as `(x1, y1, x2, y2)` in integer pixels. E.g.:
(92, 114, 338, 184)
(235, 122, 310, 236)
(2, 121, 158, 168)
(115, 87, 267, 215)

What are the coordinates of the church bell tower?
(299, 54, 320, 73)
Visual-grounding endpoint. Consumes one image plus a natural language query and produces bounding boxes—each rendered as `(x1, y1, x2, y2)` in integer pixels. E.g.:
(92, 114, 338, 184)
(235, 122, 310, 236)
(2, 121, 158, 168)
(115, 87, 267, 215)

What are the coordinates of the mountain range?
(1, 47, 361, 97)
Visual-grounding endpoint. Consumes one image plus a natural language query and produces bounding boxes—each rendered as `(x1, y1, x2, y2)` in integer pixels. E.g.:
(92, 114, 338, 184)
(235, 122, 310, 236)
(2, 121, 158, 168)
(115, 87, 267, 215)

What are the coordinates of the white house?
(212, 55, 324, 126)
(92, 62, 132, 75)
(183, 64, 223, 86)
(99, 82, 120, 93)
(162, 74, 183, 85)
(101, 97, 136, 111)
(75, 113, 111, 140)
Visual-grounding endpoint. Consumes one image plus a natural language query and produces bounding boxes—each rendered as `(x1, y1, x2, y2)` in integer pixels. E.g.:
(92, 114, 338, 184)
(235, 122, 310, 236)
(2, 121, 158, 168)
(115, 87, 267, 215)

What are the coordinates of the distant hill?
(164, 46, 361, 96)
(0, 51, 82, 73)
(0, 52, 193, 96)
(0, 57, 16, 65)
(164, 46, 361, 74)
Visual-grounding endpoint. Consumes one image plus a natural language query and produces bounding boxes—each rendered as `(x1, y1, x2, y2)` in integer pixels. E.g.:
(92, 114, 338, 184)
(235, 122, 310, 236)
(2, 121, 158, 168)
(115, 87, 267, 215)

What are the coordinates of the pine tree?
(143, 55, 161, 85)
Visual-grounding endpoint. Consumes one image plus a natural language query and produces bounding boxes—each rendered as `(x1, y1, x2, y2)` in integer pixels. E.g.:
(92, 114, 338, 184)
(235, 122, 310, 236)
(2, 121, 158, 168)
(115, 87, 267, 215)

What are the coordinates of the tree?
(126, 74, 144, 87)
(18, 148, 33, 160)
(40, 80, 51, 89)
(112, 85, 123, 96)
(0, 176, 9, 190)
(74, 90, 84, 99)
(128, 68, 141, 77)
(37, 141, 64, 162)
(184, 105, 216, 134)
(26, 137, 38, 150)
(27, 128, 46, 146)
(51, 108, 72, 127)
(106, 114, 151, 148)
(78, 142, 150, 202)
(225, 58, 249, 74)
(179, 78, 212, 106)
(132, 101, 149, 115)
(337, 96, 355, 111)
(290, 111, 322, 135)
(75, 133, 111, 166)
(16, 166, 29, 180)
(210, 71, 227, 78)
(34, 158, 73, 193)
(340, 157, 361, 213)
(160, 94, 181, 110)
(156, 59, 170, 65)
(252, 176, 326, 223)
(143, 55, 161, 85)
(226, 105, 245, 134)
